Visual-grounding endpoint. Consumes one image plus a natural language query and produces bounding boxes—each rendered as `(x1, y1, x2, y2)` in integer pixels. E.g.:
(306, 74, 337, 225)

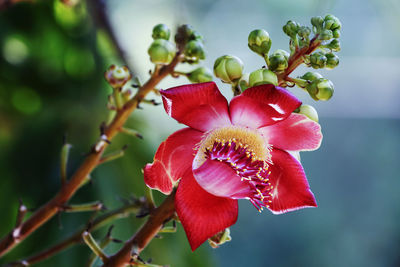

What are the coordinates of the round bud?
(268, 52, 288, 72)
(325, 53, 339, 69)
(327, 39, 341, 52)
(311, 16, 324, 31)
(298, 104, 319, 122)
(300, 71, 323, 81)
(249, 68, 278, 87)
(283, 20, 300, 37)
(319, 29, 333, 40)
(184, 40, 206, 62)
(248, 29, 272, 56)
(152, 24, 171, 40)
(148, 39, 176, 64)
(315, 78, 334, 100)
(188, 67, 213, 83)
(332, 29, 340, 38)
(310, 51, 327, 69)
(298, 26, 311, 38)
(104, 65, 132, 88)
(190, 30, 203, 41)
(213, 55, 244, 83)
(324, 14, 342, 31)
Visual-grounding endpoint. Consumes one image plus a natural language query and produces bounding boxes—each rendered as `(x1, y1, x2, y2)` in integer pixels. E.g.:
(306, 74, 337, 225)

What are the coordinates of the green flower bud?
(190, 30, 203, 41)
(332, 29, 340, 38)
(311, 16, 324, 32)
(283, 20, 300, 37)
(325, 53, 339, 69)
(310, 51, 327, 69)
(238, 73, 250, 91)
(324, 14, 342, 31)
(319, 29, 333, 40)
(175, 24, 195, 47)
(208, 228, 232, 249)
(327, 39, 341, 52)
(188, 67, 213, 83)
(249, 68, 278, 87)
(213, 55, 244, 83)
(148, 39, 176, 64)
(268, 49, 289, 72)
(152, 24, 171, 40)
(298, 104, 319, 122)
(298, 26, 311, 38)
(248, 29, 272, 57)
(104, 65, 132, 88)
(306, 78, 334, 101)
(184, 40, 206, 62)
(300, 71, 323, 81)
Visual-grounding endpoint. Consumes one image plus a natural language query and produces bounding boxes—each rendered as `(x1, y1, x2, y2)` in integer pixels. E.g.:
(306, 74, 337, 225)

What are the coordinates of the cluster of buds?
(104, 65, 134, 110)
(148, 24, 176, 64)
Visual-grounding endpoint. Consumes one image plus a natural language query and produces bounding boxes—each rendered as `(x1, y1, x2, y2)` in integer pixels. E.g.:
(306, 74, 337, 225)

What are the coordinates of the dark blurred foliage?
(0, 1, 213, 266)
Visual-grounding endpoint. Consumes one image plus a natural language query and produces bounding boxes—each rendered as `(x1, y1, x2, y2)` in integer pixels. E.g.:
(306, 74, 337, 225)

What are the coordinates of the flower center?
(194, 126, 273, 211)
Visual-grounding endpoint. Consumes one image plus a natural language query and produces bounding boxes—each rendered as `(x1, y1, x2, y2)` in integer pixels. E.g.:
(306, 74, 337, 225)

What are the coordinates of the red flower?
(144, 82, 322, 251)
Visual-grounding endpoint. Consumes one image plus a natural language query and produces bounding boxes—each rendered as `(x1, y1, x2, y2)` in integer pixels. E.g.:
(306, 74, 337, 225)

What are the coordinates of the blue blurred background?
(0, 0, 399, 266)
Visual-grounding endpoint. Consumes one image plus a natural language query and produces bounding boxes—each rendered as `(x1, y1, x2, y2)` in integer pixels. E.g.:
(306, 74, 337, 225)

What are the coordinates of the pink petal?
(268, 148, 317, 214)
(175, 171, 238, 251)
(193, 158, 252, 199)
(161, 82, 231, 132)
(144, 128, 203, 195)
(259, 113, 322, 151)
(229, 84, 301, 129)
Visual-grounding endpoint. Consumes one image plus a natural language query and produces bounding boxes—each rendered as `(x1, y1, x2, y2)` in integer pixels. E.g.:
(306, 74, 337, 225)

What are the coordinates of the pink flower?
(144, 82, 322, 251)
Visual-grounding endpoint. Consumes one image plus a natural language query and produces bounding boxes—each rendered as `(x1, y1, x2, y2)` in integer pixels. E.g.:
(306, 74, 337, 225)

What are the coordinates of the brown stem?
(277, 37, 321, 86)
(0, 53, 183, 258)
(102, 191, 176, 267)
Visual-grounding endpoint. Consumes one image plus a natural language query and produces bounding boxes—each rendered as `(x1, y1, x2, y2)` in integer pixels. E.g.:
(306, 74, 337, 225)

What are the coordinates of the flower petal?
(193, 158, 252, 199)
(268, 148, 317, 214)
(161, 82, 231, 132)
(259, 113, 322, 151)
(229, 84, 301, 128)
(144, 128, 203, 195)
(175, 171, 238, 251)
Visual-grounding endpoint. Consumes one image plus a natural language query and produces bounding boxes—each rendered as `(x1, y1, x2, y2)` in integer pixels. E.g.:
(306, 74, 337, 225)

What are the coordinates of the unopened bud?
(298, 104, 319, 122)
(249, 68, 278, 87)
(306, 78, 334, 101)
(324, 14, 342, 31)
(268, 49, 289, 72)
(148, 39, 176, 64)
(248, 29, 272, 56)
(152, 24, 171, 40)
(238, 73, 250, 91)
(332, 29, 340, 38)
(104, 65, 132, 89)
(300, 71, 323, 81)
(213, 55, 244, 83)
(310, 51, 327, 69)
(325, 53, 339, 69)
(298, 26, 311, 38)
(319, 29, 333, 40)
(326, 39, 341, 52)
(311, 16, 324, 32)
(184, 40, 206, 62)
(175, 24, 195, 46)
(283, 20, 300, 37)
(208, 228, 232, 248)
(188, 67, 213, 83)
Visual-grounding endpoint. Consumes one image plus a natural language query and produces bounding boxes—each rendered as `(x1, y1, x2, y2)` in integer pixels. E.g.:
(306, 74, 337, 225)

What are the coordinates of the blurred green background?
(0, 0, 399, 266)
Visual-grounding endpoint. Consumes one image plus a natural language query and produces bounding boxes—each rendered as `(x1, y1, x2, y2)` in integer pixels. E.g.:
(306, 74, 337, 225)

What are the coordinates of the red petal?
(229, 84, 301, 129)
(144, 128, 203, 195)
(259, 113, 322, 151)
(175, 172, 238, 251)
(193, 158, 251, 199)
(161, 82, 231, 132)
(268, 148, 317, 214)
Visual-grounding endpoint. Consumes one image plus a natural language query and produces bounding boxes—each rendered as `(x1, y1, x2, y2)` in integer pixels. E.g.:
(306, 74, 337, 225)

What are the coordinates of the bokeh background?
(1, 0, 399, 266)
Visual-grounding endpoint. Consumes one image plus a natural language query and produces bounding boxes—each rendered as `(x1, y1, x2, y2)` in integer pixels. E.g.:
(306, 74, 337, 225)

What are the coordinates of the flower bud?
(300, 71, 323, 81)
(184, 40, 206, 62)
(298, 104, 319, 122)
(248, 29, 272, 56)
(238, 73, 250, 91)
(208, 228, 232, 248)
(332, 29, 340, 38)
(326, 39, 341, 52)
(249, 68, 278, 86)
(319, 29, 333, 40)
(268, 49, 289, 72)
(325, 53, 339, 69)
(213, 55, 244, 83)
(152, 24, 171, 40)
(298, 26, 311, 38)
(175, 24, 195, 46)
(190, 30, 203, 41)
(188, 67, 213, 83)
(324, 14, 342, 31)
(148, 39, 176, 64)
(310, 51, 327, 69)
(307, 78, 334, 101)
(283, 20, 300, 37)
(311, 16, 324, 32)
(104, 65, 132, 88)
